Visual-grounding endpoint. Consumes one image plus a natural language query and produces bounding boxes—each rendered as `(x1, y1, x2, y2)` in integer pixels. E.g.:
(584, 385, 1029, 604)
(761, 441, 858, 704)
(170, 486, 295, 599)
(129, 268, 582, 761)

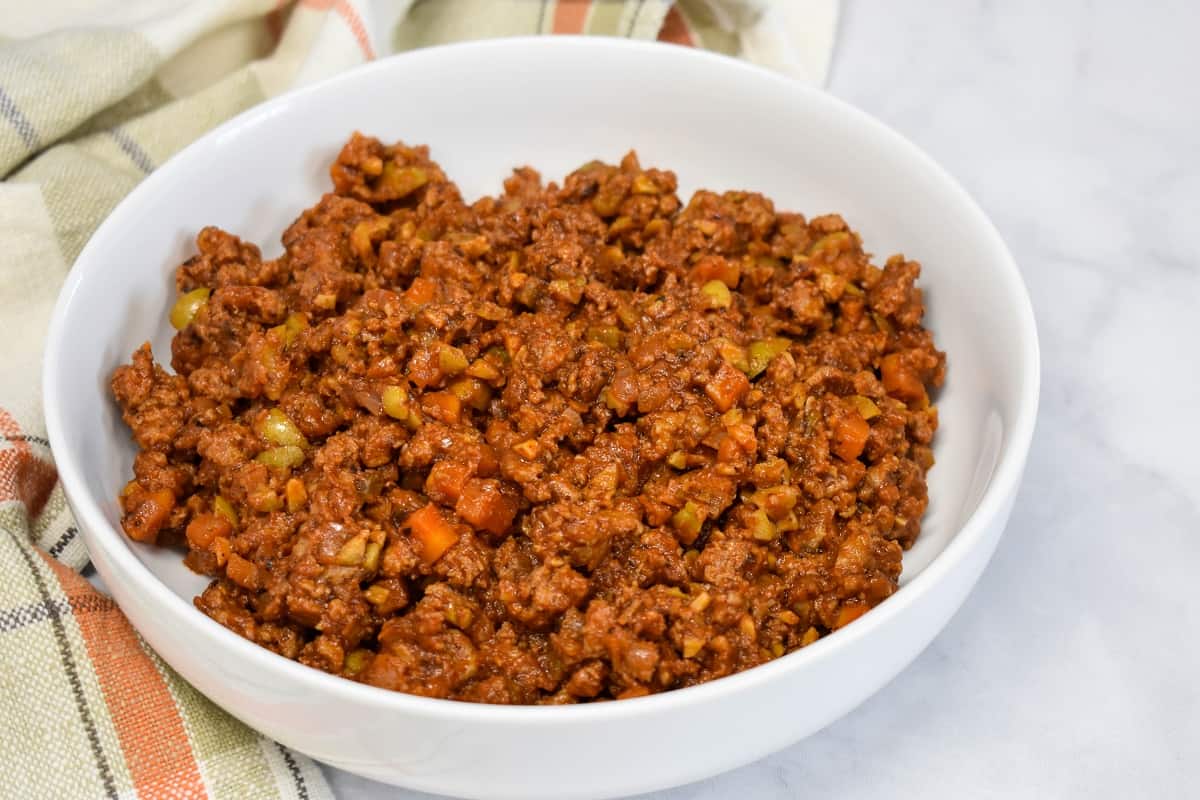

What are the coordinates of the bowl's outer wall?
(45, 39, 1038, 800)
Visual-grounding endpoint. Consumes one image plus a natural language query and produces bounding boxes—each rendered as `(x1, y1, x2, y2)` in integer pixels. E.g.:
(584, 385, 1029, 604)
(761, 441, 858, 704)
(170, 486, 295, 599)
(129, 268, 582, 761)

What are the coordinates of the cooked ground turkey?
(112, 133, 945, 704)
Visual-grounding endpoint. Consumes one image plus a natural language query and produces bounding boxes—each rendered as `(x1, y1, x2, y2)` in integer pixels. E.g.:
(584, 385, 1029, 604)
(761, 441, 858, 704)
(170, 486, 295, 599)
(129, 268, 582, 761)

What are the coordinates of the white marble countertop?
(326, 2, 1200, 797)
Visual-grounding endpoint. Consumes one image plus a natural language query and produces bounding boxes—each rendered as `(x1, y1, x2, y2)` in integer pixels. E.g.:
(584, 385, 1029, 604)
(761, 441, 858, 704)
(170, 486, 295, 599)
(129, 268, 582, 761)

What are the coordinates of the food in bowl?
(111, 133, 944, 704)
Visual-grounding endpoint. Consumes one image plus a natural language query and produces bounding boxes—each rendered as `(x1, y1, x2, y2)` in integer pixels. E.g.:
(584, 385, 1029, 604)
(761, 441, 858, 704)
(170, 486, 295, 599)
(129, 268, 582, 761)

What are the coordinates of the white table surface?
(325, 1, 1200, 797)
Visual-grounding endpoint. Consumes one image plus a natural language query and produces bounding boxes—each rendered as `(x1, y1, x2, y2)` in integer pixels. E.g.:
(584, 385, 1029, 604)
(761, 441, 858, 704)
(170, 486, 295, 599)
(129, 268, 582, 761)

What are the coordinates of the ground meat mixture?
(112, 133, 945, 704)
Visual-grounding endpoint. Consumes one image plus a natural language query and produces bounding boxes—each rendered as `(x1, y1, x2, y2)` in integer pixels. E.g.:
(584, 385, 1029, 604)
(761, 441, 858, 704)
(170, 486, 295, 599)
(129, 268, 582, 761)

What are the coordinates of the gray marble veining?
(327, 1, 1200, 796)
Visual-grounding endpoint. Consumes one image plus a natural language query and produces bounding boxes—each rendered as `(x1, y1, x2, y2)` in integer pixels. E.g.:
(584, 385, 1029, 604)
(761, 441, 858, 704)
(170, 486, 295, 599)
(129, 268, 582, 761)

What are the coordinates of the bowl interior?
(50, 40, 1025, 609)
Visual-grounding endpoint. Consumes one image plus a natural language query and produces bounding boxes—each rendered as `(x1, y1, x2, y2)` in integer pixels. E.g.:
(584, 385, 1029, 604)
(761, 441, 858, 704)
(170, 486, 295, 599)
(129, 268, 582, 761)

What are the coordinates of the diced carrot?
(455, 479, 518, 535)
(407, 504, 461, 564)
(880, 353, 927, 405)
(726, 422, 757, 453)
(423, 390, 461, 424)
(705, 362, 750, 412)
(425, 460, 473, 505)
(829, 408, 870, 462)
(689, 254, 740, 288)
(122, 488, 175, 544)
(225, 552, 260, 590)
(285, 477, 308, 512)
(716, 435, 743, 465)
(211, 536, 232, 567)
(404, 276, 437, 306)
(185, 512, 232, 550)
(834, 603, 868, 629)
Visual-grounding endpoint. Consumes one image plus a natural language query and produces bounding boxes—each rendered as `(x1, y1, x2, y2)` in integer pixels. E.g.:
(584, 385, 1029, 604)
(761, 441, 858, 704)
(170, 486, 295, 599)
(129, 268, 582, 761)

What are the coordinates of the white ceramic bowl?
(44, 38, 1038, 800)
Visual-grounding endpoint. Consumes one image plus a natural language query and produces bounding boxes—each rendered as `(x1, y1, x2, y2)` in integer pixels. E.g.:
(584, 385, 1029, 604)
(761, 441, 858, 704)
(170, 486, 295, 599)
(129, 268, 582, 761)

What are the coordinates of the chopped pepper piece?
(700, 280, 732, 309)
(746, 337, 790, 378)
(169, 287, 210, 330)
(671, 501, 703, 545)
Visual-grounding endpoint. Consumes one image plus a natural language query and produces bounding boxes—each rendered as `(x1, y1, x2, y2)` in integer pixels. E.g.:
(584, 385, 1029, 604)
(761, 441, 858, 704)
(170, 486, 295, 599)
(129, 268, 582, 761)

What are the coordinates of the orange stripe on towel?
(0, 408, 57, 515)
(302, 0, 376, 60)
(553, 0, 593, 34)
(657, 4, 695, 46)
(41, 553, 209, 799)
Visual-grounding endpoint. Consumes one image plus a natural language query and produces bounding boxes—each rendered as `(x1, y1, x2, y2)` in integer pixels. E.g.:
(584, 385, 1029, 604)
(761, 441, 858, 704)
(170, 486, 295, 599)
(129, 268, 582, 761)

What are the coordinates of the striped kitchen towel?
(0, 1, 837, 798)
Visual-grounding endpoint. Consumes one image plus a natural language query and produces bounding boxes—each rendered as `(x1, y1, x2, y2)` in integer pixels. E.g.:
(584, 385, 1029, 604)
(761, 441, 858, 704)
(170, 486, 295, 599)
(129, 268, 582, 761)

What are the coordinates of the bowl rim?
(43, 35, 1040, 724)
